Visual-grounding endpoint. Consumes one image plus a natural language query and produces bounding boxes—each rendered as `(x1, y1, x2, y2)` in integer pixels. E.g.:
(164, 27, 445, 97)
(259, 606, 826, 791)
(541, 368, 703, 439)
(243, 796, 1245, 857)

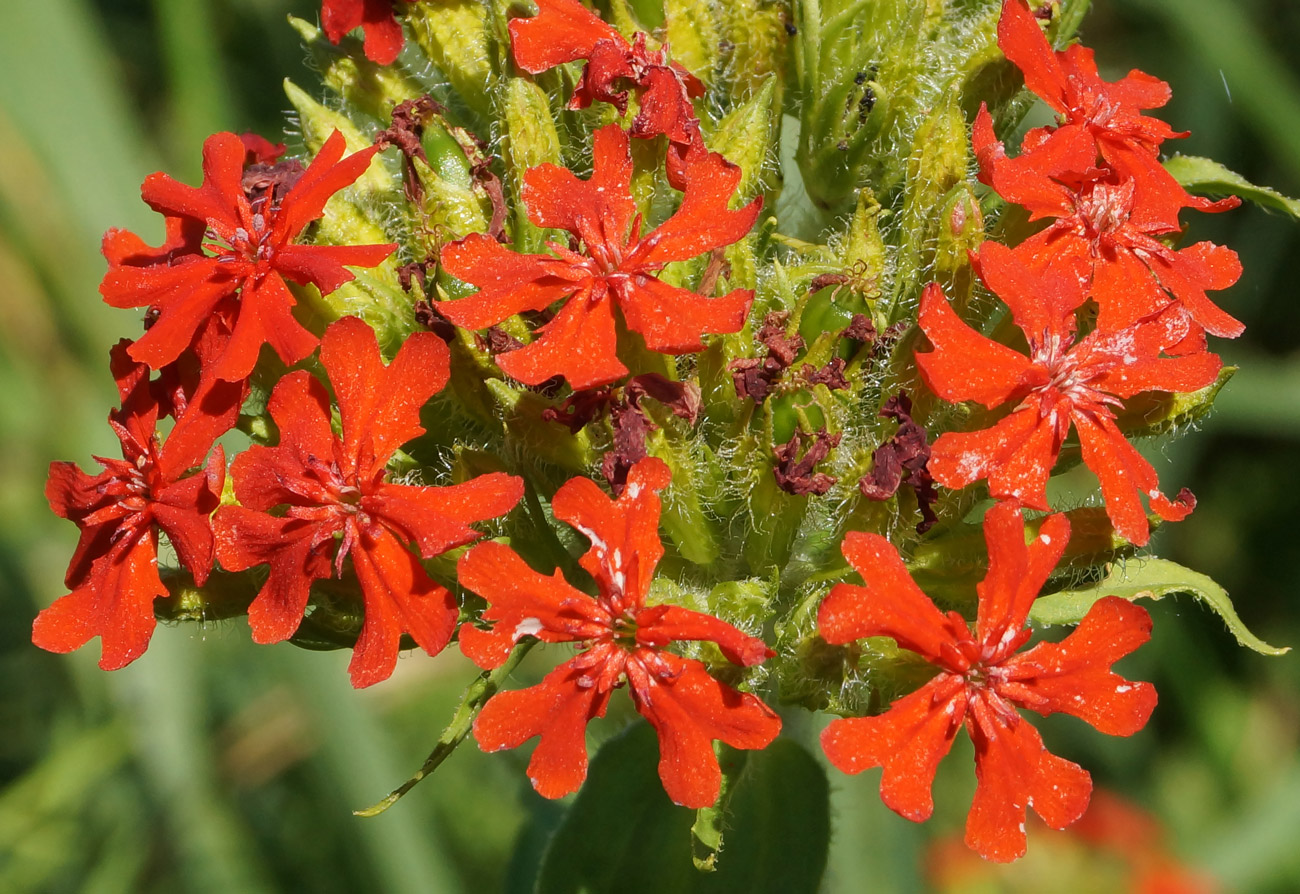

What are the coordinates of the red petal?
(1106, 67, 1173, 110)
(975, 241, 1086, 342)
(1073, 412, 1164, 546)
(32, 537, 164, 671)
(820, 675, 966, 821)
(552, 457, 670, 610)
(626, 149, 761, 267)
(439, 233, 582, 330)
(617, 276, 752, 353)
(347, 527, 459, 687)
(916, 283, 1033, 408)
(359, 0, 404, 65)
(274, 242, 397, 295)
(1003, 596, 1157, 735)
(522, 125, 636, 245)
(1089, 244, 1170, 332)
(928, 406, 1060, 510)
(213, 275, 319, 382)
(1087, 327, 1222, 400)
(630, 65, 701, 144)
(102, 216, 204, 267)
(473, 656, 614, 799)
(570, 39, 637, 112)
(965, 697, 1091, 862)
(152, 447, 225, 586)
(216, 508, 333, 643)
(238, 132, 285, 165)
(1145, 242, 1245, 339)
(273, 131, 381, 241)
(627, 652, 781, 808)
(321, 0, 363, 44)
(634, 604, 772, 666)
(141, 131, 247, 230)
(975, 502, 1069, 656)
(46, 462, 117, 588)
(106, 263, 235, 372)
(976, 117, 1094, 218)
(496, 284, 627, 389)
(158, 374, 246, 480)
(997, 0, 1067, 113)
(456, 540, 610, 669)
(820, 531, 958, 665)
(320, 316, 450, 479)
(507, 0, 624, 73)
(231, 372, 335, 510)
(368, 473, 523, 559)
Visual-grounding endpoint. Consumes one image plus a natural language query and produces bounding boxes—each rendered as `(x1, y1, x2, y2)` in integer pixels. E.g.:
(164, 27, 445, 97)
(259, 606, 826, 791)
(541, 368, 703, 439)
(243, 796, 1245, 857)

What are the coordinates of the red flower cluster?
(34, 343, 230, 669)
(321, 0, 405, 65)
(215, 317, 524, 688)
(39, 133, 515, 690)
(917, 0, 1240, 545)
(819, 502, 1157, 862)
(458, 458, 780, 807)
(439, 125, 759, 389)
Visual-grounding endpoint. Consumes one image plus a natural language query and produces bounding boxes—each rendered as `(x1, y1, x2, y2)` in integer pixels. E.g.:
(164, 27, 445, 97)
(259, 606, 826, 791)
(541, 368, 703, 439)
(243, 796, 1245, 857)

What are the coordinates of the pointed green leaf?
(1164, 155, 1300, 219)
(1031, 557, 1289, 656)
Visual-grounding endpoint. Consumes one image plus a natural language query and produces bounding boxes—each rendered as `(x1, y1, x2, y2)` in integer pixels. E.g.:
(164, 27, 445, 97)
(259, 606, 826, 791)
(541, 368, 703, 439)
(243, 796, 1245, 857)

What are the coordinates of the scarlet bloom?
(439, 125, 759, 389)
(996, 0, 1191, 214)
(321, 0, 404, 65)
(916, 245, 1222, 546)
(972, 107, 1243, 339)
(509, 0, 705, 147)
(34, 345, 229, 670)
(100, 130, 396, 383)
(213, 317, 524, 688)
(457, 457, 781, 807)
(819, 501, 1158, 862)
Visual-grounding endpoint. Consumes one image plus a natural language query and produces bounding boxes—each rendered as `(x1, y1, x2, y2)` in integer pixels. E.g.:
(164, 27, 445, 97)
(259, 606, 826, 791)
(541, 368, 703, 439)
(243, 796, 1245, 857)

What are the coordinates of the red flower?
(972, 107, 1242, 339)
(213, 317, 524, 687)
(34, 346, 229, 670)
(509, 0, 705, 147)
(916, 245, 1223, 546)
(457, 457, 780, 807)
(438, 125, 758, 389)
(995, 0, 1192, 214)
(819, 501, 1158, 862)
(100, 130, 396, 383)
(321, 0, 405, 66)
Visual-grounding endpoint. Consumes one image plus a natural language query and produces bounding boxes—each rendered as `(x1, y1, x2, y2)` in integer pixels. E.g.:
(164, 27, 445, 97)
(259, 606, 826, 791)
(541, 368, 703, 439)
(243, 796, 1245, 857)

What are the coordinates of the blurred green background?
(1, 1, 1296, 891)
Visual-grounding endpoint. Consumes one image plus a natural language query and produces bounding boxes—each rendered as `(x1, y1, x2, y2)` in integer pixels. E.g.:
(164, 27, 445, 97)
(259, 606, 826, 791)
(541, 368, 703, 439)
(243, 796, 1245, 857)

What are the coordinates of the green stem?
(355, 640, 536, 817)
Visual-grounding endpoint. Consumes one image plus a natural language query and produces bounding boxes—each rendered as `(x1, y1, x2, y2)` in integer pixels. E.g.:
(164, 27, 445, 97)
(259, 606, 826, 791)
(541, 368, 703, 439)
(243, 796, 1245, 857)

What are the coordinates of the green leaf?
(536, 725, 831, 894)
(535, 723, 698, 894)
(1030, 558, 1289, 656)
(695, 739, 830, 894)
(1164, 155, 1300, 219)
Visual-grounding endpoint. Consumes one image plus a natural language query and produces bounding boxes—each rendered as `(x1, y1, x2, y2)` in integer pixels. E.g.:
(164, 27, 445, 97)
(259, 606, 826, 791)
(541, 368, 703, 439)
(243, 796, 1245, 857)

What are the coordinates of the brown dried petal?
(773, 428, 841, 496)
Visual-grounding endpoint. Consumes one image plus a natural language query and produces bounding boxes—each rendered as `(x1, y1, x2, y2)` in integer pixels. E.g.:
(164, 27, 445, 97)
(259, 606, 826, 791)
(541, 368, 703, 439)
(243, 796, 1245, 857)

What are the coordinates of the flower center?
(1074, 179, 1135, 240)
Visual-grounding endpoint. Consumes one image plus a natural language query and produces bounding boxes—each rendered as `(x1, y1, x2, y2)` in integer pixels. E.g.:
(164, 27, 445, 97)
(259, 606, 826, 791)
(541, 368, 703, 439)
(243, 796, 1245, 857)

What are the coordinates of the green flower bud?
(664, 0, 721, 83)
(707, 75, 778, 203)
(407, 0, 494, 117)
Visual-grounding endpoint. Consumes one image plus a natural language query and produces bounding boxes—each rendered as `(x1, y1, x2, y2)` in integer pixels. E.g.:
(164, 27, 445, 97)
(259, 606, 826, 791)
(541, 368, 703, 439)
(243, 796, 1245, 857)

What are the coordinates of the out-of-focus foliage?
(0, 1, 1296, 892)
